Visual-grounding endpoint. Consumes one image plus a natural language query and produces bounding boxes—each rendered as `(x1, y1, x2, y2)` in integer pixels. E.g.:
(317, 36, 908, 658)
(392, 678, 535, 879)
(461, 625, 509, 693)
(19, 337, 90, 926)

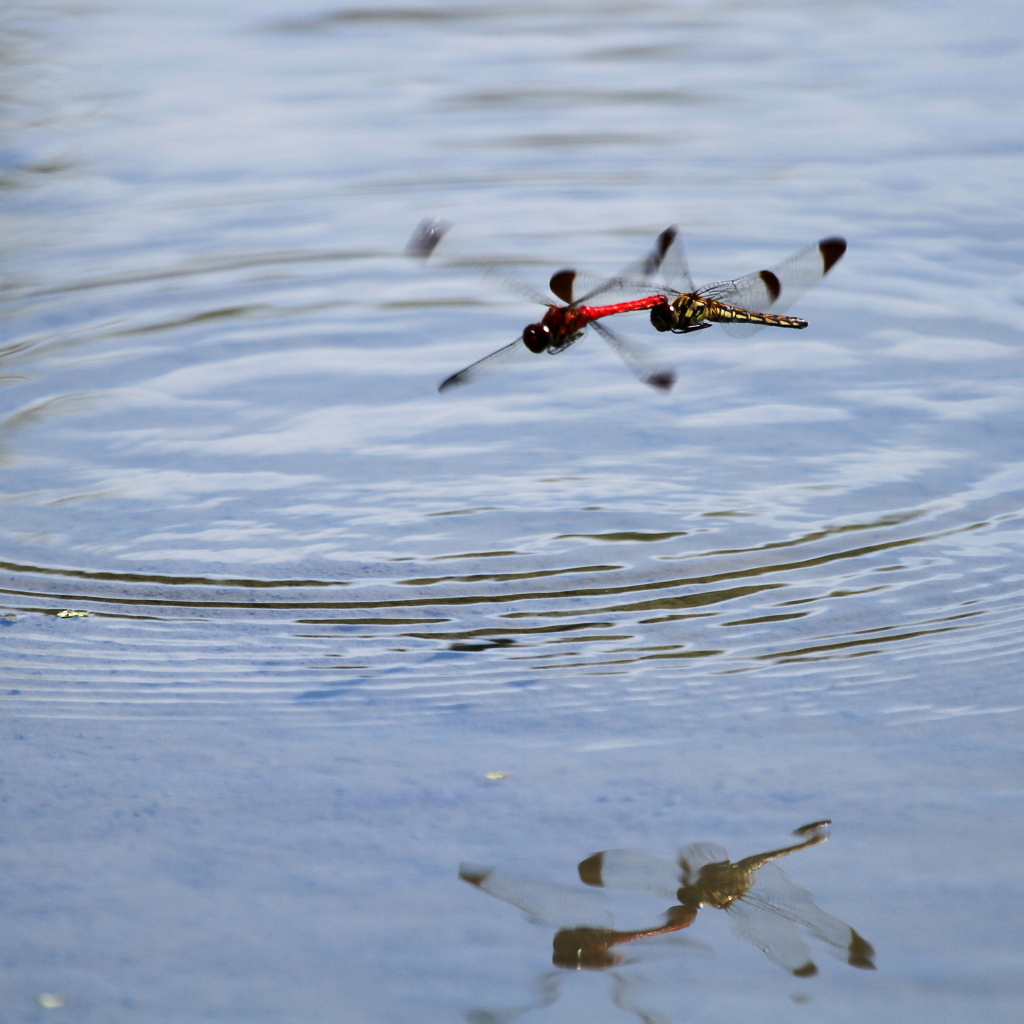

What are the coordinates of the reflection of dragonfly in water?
(460, 863, 700, 1024)
(460, 864, 698, 970)
(643, 228, 847, 337)
(580, 820, 875, 977)
(407, 220, 678, 392)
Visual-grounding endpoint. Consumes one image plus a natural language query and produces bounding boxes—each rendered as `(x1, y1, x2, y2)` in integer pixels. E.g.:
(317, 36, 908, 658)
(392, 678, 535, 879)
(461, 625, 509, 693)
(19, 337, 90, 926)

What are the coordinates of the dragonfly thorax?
(524, 307, 587, 354)
(677, 861, 753, 911)
(650, 294, 711, 333)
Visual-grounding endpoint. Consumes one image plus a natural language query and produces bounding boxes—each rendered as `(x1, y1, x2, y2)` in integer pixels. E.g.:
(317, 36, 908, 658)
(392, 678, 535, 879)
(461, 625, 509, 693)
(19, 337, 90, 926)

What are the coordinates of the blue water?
(2, 1, 1023, 1021)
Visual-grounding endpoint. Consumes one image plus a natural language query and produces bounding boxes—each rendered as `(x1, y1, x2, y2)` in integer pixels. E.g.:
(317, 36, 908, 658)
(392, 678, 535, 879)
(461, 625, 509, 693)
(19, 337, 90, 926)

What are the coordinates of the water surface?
(2, 1, 1023, 1021)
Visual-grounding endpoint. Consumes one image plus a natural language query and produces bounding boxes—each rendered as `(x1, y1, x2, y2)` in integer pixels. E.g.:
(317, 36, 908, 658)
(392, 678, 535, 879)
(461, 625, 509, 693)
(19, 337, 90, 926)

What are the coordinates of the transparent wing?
(726, 895, 817, 976)
(701, 237, 846, 338)
(740, 863, 875, 969)
(573, 226, 682, 306)
(657, 227, 696, 296)
(407, 219, 553, 306)
(576, 849, 682, 899)
(676, 843, 729, 885)
(460, 864, 613, 928)
(438, 337, 531, 392)
(591, 321, 676, 391)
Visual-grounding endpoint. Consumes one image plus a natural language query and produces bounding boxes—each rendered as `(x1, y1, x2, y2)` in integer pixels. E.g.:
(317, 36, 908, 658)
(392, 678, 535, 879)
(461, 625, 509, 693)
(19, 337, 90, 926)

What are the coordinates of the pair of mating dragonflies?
(407, 221, 846, 393)
(461, 820, 874, 976)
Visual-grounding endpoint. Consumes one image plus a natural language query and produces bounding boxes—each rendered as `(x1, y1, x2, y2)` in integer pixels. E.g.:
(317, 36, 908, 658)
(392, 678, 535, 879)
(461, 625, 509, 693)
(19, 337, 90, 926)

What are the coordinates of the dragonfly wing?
(591, 321, 676, 391)
(459, 864, 613, 928)
(577, 849, 682, 899)
(726, 896, 817, 976)
(702, 237, 847, 338)
(573, 226, 681, 306)
(439, 337, 532, 392)
(657, 228, 696, 296)
(406, 218, 450, 258)
(677, 843, 730, 885)
(742, 863, 875, 969)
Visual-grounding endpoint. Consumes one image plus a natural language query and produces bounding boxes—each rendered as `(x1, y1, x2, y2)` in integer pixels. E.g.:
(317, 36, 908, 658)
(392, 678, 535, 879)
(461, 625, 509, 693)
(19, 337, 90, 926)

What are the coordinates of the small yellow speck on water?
(484, 771, 511, 780)
(56, 610, 88, 618)
(37, 993, 66, 1008)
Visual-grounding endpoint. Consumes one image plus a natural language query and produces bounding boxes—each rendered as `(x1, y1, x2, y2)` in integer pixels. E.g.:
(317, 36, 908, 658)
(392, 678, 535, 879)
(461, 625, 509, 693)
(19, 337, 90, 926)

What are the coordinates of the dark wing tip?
(458, 864, 492, 887)
(406, 218, 450, 259)
(792, 962, 818, 978)
(438, 370, 466, 393)
(577, 852, 606, 887)
(758, 268, 782, 304)
(549, 268, 576, 304)
(640, 225, 679, 277)
(818, 237, 847, 274)
(645, 370, 676, 392)
(847, 930, 876, 970)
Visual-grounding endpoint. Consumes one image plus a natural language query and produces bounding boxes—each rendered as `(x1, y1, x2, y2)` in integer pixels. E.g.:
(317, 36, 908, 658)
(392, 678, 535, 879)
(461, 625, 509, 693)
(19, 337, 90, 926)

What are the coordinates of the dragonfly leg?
(669, 322, 714, 336)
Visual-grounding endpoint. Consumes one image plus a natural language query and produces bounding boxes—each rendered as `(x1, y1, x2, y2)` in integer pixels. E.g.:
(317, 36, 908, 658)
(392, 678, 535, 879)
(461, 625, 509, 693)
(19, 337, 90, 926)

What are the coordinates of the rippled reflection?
(465, 821, 872, 975)
(461, 822, 873, 1021)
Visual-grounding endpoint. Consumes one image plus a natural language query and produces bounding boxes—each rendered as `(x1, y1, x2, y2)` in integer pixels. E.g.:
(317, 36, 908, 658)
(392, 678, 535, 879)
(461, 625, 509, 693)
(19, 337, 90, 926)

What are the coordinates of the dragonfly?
(459, 863, 698, 970)
(578, 820, 875, 977)
(406, 219, 678, 393)
(642, 229, 847, 337)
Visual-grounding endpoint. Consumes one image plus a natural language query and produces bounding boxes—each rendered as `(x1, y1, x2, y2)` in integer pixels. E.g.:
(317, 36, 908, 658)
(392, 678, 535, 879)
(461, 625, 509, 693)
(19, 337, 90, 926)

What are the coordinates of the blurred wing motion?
(438, 337, 530, 392)
(591, 321, 675, 392)
(700, 237, 847, 338)
(408, 220, 682, 392)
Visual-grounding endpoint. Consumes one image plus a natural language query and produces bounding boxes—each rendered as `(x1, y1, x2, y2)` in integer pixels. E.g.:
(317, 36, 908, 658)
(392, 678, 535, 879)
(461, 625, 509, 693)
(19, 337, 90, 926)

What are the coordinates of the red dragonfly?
(644, 228, 847, 336)
(579, 820, 874, 977)
(459, 863, 698, 970)
(406, 220, 677, 393)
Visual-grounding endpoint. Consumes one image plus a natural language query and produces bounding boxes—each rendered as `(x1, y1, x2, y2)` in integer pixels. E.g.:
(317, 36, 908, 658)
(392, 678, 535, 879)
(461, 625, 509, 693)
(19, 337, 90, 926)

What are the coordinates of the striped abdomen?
(704, 300, 807, 330)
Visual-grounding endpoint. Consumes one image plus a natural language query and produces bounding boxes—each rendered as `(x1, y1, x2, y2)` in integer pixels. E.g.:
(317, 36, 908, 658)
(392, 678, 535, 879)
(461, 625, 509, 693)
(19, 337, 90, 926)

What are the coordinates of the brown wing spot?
(577, 852, 606, 887)
(792, 962, 818, 978)
(549, 269, 576, 304)
(406, 218, 449, 258)
(458, 865, 492, 887)
(645, 370, 676, 391)
(819, 237, 847, 274)
(758, 269, 782, 304)
(654, 225, 677, 262)
(847, 929, 876, 970)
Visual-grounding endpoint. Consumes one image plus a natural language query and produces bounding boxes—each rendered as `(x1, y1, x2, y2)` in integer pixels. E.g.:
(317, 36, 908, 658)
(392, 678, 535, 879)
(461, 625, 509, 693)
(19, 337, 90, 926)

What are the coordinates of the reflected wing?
(591, 321, 675, 391)
(726, 895, 817, 976)
(677, 843, 729, 886)
(577, 849, 682, 899)
(460, 864, 613, 928)
(740, 863, 875, 969)
(701, 237, 847, 338)
(439, 337, 531, 392)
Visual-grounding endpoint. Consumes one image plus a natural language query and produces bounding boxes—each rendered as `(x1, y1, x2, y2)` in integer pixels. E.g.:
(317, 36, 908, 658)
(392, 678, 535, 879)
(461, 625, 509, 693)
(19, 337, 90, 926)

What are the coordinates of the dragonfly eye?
(649, 301, 678, 333)
(523, 322, 551, 353)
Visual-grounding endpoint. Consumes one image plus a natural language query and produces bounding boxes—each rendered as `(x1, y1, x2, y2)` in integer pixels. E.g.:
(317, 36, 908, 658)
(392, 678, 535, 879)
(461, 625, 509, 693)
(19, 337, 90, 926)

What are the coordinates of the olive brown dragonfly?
(461, 820, 873, 977)
(643, 228, 847, 337)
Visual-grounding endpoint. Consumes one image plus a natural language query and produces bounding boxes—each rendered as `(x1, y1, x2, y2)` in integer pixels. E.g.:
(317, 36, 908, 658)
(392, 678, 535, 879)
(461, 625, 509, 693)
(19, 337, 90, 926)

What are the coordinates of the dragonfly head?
(523, 320, 552, 353)
(649, 300, 679, 333)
